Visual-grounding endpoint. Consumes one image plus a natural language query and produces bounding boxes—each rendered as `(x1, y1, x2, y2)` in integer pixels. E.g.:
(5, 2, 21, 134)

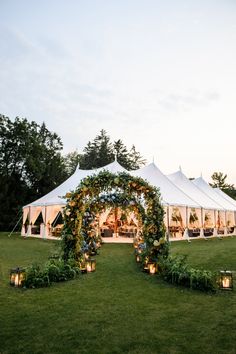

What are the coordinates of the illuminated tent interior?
(21, 160, 236, 240)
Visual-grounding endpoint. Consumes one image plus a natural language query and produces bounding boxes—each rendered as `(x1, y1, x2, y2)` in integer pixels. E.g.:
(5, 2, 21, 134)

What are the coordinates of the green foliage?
(159, 254, 217, 292)
(23, 258, 79, 288)
(62, 171, 166, 264)
(209, 172, 236, 201)
(23, 263, 50, 288)
(63, 150, 82, 175)
(0, 114, 67, 230)
(210, 171, 234, 189)
(79, 129, 146, 170)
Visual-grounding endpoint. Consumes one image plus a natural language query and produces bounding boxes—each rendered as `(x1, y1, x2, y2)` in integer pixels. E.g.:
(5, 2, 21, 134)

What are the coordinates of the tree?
(210, 171, 236, 200)
(113, 139, 130, 169)
(128, 145, 146, 170)
(79, 130, 114, 169)
(79, 130, 146, 170)
(63, 150, 81, 176)
(0, 115, 66, 230)
(210, 172, 234, 189)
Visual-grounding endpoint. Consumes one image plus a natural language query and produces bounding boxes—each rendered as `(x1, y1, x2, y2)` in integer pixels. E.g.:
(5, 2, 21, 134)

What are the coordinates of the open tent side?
(21, 160, 236, 240)
(192, 177, 236, 234)
(167, 169, 230, 237)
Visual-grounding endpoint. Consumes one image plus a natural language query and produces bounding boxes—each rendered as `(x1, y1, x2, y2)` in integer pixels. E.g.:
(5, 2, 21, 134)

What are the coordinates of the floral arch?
(61, 171, 167, 263)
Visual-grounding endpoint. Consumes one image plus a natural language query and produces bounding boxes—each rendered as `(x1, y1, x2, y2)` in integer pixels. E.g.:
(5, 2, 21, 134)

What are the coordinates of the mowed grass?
(0, 233, 236, 354)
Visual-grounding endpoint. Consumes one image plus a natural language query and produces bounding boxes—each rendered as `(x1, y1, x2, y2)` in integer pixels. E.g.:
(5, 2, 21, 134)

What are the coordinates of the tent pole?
(166, 206, 170, 242)
(44, 206, 47, 239)
(114, 207, 118, 238)
(183, 206, 189, 240)
(27, 206, 32, 237)
(200, 208, 204, 238)
(224, 210, 227, 235)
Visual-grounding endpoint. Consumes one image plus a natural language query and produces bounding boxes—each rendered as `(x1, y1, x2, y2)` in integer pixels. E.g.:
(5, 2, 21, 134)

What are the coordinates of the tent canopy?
(24, 160, 235, 213)
(24, 161, 127, 208)
(130, 163, 200, 208)
(193, 177, 236, 211)
(167, 170, 225, 210)
(214, 188, 236, 208)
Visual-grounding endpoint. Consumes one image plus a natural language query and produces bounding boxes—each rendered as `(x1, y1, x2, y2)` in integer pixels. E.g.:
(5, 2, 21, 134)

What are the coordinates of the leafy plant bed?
(23, 258, 81, 288)
(158, 255, 217, 292)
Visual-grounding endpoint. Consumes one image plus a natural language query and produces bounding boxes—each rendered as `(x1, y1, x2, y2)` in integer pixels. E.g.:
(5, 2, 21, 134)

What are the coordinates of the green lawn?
(0, 233, 236, 354)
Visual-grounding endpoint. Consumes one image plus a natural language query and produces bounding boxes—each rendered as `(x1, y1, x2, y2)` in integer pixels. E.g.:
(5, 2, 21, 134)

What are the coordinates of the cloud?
(153, 89, 220, 112)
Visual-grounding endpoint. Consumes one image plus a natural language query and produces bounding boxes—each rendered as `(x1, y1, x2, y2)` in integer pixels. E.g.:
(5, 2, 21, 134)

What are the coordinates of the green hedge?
(23, 258, 81, 288)
(159, 255, 217, 292)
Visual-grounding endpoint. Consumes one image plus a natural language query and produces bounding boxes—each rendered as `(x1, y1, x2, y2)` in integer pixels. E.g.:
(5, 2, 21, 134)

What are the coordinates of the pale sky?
(1, 0, 236, 184)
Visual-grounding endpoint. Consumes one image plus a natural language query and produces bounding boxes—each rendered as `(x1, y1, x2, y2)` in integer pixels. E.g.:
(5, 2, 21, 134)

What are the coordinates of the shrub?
(23, 263, 50, 288)
(159, 255, 217, 292)
(23, 259, 80, 289)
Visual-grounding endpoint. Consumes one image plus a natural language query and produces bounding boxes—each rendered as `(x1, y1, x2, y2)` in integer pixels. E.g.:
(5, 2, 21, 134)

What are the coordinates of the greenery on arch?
(61, 171, 167, 263)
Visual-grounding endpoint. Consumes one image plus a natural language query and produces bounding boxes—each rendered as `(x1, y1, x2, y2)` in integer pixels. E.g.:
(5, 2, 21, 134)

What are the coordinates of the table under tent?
(21, 160, 236, 241)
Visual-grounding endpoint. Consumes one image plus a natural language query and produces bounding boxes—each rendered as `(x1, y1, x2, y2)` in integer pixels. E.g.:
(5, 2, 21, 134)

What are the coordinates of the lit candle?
(149, 264, 156, 274)
(14, 274, 19, 286)
(222, 277, 230, 288)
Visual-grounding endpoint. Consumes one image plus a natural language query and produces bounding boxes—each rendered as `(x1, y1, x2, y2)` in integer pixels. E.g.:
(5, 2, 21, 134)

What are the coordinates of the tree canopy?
(78, 129, 146, 170)
(0, 115, 67, 230)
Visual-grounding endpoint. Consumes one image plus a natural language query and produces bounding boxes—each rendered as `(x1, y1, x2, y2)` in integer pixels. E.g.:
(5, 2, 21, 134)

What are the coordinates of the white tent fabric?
(24, 160, 127, 208)
(192, 177, 236, 211)
(22, 207, 29, 224)
(22, 160, 236, 238)
(214, 188, 236, 208)
(131, 163, 200, 208)
(167, 170, 224, 210)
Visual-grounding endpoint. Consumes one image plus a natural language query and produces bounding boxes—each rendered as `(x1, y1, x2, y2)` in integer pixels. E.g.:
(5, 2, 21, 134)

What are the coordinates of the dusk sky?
(1, 0, 236, 183)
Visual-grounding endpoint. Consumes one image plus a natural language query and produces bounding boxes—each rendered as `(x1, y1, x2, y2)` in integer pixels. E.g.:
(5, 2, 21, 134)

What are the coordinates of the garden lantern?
(86, 258, 96, 272)
(148, 262, 158, 275)
(136, 254, 141, 263)
(219, 270, 233, 290)
(80, 260, 87, 273)
(10, 267, 25, 287)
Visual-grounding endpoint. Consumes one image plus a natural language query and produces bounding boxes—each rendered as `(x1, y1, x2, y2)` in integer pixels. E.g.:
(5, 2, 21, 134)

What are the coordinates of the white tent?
(192, 177, 236, 211)
(130, 163, 203, 235)
(192, 177, 236, 231)
(21, 160, 236, 239)
(131, 163, 200, 208)
(167, 169, 226, 234)
(22, 160, 127, 237)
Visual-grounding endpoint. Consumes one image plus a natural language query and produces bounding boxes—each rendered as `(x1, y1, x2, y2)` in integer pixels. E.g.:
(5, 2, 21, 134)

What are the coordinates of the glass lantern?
(219, 270, 233, 290)
(148, 262, 158, 275)
(10, 267, 25, 287)
(86, 258, 96, 272)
